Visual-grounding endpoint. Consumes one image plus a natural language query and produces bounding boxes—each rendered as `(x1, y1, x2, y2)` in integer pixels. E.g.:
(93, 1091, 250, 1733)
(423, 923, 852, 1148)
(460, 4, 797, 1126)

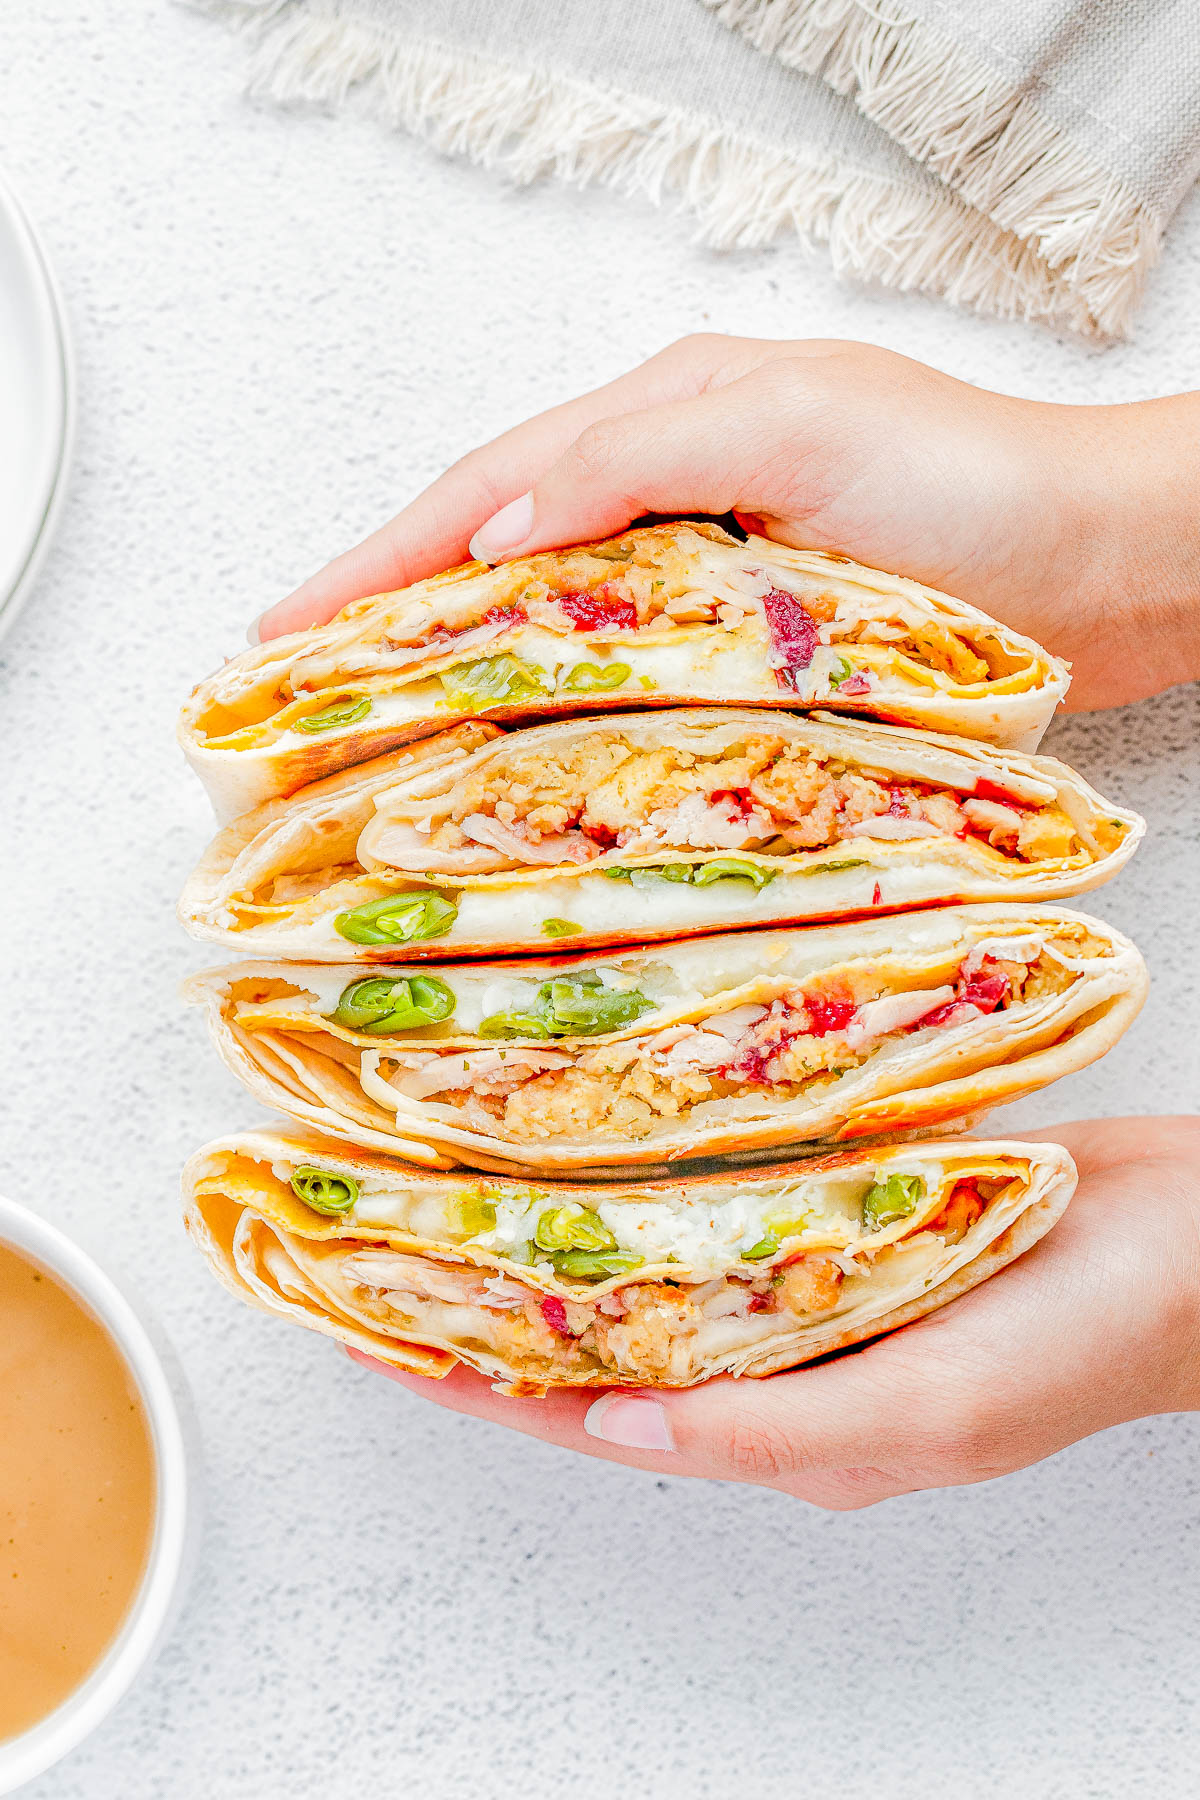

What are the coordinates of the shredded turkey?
(479, 1275, 533, 1310)
(698, 1004, 769, 1043)
(638, 790, 775, 850)
(653, 1030, 741, 1076)
(460, 813, 600, 865)
(364, 819, 507, 874)
(961, 933, 1046, 975)
(845, 815, 942, 840)
(962, 797, 1024, 840)
(389, 1047, 574, 1100)
(394, 612, 516, 666)
(845, 986, 956, 1049)
(341, 1250, 483, 1305)
(380, 732, 1082, 876)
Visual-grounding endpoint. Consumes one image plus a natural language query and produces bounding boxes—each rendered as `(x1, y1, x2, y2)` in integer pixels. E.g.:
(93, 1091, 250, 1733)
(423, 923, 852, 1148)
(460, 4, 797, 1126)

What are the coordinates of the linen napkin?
(198, 0, 1200, 337)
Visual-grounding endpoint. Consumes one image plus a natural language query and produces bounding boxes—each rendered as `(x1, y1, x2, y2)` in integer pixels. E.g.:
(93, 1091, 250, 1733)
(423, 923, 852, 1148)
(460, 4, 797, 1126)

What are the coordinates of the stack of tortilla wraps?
(177, 524, 1146, 1392)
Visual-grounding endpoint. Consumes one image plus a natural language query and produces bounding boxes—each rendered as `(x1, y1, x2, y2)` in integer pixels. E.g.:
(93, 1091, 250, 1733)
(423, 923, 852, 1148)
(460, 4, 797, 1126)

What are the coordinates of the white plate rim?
(0, 166, 74, 645)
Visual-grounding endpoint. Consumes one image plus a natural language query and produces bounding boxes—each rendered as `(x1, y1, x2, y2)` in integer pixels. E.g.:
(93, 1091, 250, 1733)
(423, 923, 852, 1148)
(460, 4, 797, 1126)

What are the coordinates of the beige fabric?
(197, 0, 1200, 336)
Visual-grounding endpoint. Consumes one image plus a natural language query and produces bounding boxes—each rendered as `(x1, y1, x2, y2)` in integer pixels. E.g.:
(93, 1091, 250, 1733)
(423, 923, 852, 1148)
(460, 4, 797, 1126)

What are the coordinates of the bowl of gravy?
(0, 1196, 194, 1793)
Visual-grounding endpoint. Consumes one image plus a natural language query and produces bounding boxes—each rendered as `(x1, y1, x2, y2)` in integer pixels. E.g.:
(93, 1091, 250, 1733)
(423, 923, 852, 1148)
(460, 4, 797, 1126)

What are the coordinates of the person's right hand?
(346, 1116, 1200, 1509)
(254, 335, 1200, 711)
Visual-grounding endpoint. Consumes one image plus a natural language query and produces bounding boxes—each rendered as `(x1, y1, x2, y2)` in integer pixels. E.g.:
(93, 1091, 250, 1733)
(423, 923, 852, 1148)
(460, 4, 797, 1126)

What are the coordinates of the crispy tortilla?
(184, 904, 1145, 1174)
(182, 1130, 1077, 1389)
(178, 709, 1143, 959)
(179, 522, 1070, 819)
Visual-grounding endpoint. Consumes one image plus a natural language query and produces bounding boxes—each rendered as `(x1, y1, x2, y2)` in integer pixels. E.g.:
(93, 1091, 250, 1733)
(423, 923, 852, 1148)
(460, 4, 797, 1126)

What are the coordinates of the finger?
(346, 1334, 920, 1503)
(254, 334, 773, 639)
(466, 360, 836, 565)
(1010, 1115, 1200, 1180)
(345, 1351, 685, 1474)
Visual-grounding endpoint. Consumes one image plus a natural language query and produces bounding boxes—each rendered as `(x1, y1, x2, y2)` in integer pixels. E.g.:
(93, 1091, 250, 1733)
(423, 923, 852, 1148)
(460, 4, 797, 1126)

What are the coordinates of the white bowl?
(0, 1197, 197, 1795)
(0, 167, 73, 646)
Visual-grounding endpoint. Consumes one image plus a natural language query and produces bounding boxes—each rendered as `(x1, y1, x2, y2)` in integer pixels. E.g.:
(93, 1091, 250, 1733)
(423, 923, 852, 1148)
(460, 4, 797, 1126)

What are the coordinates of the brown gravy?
(0, 1240, 156, 1741)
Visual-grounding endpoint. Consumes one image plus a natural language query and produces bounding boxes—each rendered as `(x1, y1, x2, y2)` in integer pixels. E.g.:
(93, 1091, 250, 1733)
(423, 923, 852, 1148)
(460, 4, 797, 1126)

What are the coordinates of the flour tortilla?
(182, 1129, 1077, 1389)
(184, 903, 1145, 1174)
(178, 708, 1143, 960)
(179, 522, 1070, 820)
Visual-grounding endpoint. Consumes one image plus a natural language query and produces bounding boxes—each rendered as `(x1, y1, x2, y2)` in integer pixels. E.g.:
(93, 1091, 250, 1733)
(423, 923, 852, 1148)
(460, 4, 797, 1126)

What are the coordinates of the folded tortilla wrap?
(185, 904, 1145, 1175)
(179, 522, 1070, 819)
(178, 708, 1143, 959)
(182, 1129, 1076, 1389)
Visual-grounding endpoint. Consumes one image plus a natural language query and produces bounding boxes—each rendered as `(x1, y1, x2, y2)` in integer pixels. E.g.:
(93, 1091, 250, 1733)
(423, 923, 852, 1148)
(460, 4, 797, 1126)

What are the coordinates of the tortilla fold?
(184, 903, 1144, 1175)
(182, 1129, 1076, 1389)
(179, 522, 1070, 820)
(178, 709, 1143, 960)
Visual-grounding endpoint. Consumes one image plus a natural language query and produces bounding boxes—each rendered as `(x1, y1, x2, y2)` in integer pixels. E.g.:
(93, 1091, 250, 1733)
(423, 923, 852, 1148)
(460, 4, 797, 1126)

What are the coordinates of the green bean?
(290, 1166, 359, 1215)
(533, 1205, 617, 1254)
(332, 974, 455, 1032)
(438, 655, 553, 712)
(294, 694, 372, 734)
(861, 1173, 924, 1233)
(334, 892, 458, 946)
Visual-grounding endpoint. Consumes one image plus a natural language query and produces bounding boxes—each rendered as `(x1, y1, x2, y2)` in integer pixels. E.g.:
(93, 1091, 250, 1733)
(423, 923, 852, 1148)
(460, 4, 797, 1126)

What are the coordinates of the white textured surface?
(2, 5, 1199, 1795)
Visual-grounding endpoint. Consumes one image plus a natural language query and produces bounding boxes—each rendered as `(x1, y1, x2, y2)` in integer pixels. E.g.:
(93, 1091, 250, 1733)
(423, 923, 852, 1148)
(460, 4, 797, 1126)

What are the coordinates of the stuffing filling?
(321, 1172, 998, 1383)
(361, 934, 1090, 1141)
(202, 526, 1032, 742)
(364, 731, 1112, 880)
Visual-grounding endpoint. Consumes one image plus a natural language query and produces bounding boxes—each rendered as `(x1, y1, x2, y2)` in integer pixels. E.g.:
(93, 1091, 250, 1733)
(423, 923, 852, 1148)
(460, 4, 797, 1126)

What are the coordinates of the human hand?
(256, 336, 1200, 711)
(345, 1118, 1200, 1509)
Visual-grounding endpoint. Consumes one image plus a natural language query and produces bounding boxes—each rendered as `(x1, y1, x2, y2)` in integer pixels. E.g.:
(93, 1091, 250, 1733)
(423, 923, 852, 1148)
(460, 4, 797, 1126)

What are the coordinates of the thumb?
(466, 363, 828, 563)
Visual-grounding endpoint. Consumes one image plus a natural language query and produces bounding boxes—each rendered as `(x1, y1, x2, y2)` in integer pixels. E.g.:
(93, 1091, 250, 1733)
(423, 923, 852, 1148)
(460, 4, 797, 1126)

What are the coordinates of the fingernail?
(468, 491, 534, 564)
(583, 1392, 676, 1452)
(246, 612, 264, 645)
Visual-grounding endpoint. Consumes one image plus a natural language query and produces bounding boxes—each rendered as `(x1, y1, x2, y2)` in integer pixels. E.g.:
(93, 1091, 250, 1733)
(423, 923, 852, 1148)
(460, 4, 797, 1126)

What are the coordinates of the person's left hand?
(344, 1118, 1200, 1507)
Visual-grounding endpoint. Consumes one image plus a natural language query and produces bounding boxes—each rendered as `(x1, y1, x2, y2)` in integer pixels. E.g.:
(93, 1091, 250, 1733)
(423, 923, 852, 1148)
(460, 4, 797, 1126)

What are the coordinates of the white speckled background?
(2, 5, 1199, 1795)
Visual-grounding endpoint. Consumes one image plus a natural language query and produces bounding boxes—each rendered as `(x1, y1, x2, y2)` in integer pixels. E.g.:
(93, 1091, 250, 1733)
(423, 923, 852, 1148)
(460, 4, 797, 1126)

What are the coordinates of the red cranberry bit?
(762, 588, 818, 687)
(922, 972, 1010, 1029)
(871, 882, 883, 906)
(728, 1041, 777, 1085)
(710, 787, 755, 818)
(919, 999, 963, 1028)
(433, 604, 524, 643)
(959, 973, 1009, 1012)
(540, 1295, 570, 1335)
(556, 588, 638, 632)
(836, 671, 872, 696)
(804, 998, 857, 1037)
(887, 786, 911, 816)
(486, 603, 525, 629)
